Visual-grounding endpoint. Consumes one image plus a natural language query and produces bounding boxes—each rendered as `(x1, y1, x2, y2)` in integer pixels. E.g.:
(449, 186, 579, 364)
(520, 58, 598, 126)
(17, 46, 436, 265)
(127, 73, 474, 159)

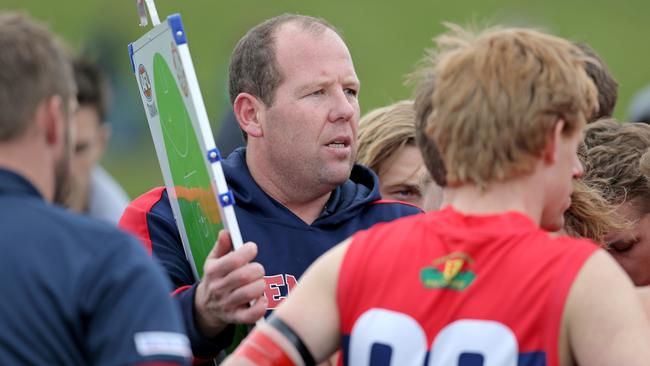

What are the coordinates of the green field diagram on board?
(153, 52, 221, 277)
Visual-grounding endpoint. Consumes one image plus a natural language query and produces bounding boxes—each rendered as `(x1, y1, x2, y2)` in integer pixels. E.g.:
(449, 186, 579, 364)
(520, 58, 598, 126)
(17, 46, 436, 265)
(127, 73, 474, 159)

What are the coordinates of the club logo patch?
(420, 252, 476, 291)
(138, 64, 152, 101)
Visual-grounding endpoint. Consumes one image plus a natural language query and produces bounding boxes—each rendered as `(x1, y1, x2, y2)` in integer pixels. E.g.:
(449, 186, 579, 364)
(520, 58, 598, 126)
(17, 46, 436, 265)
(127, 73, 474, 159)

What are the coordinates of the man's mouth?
(327, 141, 347, 148)
(326, 136, 351, 148)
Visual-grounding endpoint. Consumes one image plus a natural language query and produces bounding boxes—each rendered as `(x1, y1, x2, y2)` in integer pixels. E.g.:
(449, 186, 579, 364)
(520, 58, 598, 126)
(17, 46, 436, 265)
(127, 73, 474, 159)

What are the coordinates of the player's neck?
(444, 176, 544, 225)
(0, 139, 55, 202)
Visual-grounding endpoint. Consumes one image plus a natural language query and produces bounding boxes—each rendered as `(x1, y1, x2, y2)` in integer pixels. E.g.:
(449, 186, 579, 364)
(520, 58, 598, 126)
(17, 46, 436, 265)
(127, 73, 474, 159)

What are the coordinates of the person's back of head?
(0, 12, 75, 143)
(414, 24, 597, 190)
(574, 42, 618, 120)
(0, 12, 76, 204)
(580, 119, 650, 285)
(582, 119, 650, 207)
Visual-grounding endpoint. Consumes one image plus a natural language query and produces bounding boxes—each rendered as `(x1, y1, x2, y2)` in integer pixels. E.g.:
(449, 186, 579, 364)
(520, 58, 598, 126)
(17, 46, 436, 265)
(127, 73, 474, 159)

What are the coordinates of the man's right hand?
(194, 229, 267, 337)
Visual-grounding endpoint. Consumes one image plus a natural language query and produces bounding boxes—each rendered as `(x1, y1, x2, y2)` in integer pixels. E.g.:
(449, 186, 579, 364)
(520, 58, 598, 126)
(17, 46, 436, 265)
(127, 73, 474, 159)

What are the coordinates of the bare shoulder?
(563, 250, 650, 366)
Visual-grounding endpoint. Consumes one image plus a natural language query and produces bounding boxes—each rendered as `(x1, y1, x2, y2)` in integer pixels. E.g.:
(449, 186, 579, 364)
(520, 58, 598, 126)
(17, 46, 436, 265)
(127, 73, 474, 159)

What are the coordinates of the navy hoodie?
(120, 147, 421, 359)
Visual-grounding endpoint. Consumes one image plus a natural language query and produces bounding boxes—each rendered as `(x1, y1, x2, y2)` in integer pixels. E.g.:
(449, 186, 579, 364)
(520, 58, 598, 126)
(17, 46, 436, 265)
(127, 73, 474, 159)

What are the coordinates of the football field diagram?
(154, 52, 220, 276)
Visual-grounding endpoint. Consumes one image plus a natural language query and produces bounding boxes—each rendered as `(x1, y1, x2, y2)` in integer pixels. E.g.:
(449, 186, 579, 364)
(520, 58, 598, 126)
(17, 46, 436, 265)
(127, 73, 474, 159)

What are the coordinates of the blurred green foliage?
(4, 0, 650, 197)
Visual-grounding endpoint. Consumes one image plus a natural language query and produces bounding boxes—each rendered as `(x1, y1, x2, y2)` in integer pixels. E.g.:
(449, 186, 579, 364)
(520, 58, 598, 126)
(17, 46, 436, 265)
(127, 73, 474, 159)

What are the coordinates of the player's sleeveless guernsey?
(337, 207, 598, 366)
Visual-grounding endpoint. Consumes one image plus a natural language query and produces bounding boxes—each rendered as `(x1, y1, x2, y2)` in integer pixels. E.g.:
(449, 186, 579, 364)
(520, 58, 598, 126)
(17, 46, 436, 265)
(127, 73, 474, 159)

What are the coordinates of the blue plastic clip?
(168, 14, 187, 45)
(207, 148, 222, 163)
(219, 191, 235, 207)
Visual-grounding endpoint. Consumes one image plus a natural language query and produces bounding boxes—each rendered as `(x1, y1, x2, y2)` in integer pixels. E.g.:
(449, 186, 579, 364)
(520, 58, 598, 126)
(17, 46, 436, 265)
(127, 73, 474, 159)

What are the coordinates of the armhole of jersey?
(118, 187, 166, 255)
(545, 239, 599, 365)
(336, 232, 367, 334)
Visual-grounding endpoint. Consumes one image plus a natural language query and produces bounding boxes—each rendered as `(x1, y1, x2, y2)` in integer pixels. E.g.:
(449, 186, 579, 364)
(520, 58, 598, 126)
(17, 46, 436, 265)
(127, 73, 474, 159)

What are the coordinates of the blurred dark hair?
(574, 42, 618, 121)
(73, 58, 110, 123)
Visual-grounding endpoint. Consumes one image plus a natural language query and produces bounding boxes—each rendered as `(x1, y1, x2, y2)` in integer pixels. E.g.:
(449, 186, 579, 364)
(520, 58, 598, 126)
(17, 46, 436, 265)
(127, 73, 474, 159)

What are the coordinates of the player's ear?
(541, 118, 565, 165)
(233, 93, 264, 138)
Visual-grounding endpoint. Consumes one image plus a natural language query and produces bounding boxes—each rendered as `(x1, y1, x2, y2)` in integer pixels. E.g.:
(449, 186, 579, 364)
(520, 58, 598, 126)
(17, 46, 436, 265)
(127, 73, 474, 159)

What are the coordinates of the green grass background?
(4, 0, 650, 198)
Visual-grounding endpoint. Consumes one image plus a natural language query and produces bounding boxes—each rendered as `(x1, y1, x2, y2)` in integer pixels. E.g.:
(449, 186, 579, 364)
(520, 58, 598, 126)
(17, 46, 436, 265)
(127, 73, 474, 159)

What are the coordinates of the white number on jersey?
(348, 308, 519, 366)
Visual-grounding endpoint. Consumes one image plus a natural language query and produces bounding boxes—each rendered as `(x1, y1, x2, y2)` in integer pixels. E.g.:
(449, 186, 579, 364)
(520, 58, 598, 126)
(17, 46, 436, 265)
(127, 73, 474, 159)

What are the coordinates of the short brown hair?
(228, 14, 339, 107)
(582, 119, 650, 212)
(0, 12, 75, 142)
(357, 100, 416, 174)
(414, 24, 597, 188)
(574, 42, 618, 120)
(74, 58, 110, 122)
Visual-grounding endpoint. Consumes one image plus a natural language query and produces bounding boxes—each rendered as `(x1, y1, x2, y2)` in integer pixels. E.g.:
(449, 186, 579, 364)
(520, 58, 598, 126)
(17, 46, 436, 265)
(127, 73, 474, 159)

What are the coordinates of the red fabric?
(338, 207, 598, 366)
(119, 187, 165, 255)
(171, 285, 192, 297)
(234, 330, 295, 366)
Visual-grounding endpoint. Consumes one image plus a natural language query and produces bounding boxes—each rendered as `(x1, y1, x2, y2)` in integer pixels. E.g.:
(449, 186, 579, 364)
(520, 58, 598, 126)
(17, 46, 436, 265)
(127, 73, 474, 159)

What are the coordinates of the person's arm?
(563, 250, 650, 366)
(194, 229, 268, 336)
(637, 286, 650, 317)
(82, 234, 191, 365)
(222, 239, 351, 366)
(120, 189, 267, 359)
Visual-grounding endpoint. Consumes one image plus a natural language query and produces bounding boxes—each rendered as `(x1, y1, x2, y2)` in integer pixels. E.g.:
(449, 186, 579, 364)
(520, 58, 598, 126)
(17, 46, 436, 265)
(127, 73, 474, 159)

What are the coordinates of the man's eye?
(309, 89, 324, 97)
(75, 143, 90, 155)
(344, 88, 358, 97)
(391, 188, 422, 200)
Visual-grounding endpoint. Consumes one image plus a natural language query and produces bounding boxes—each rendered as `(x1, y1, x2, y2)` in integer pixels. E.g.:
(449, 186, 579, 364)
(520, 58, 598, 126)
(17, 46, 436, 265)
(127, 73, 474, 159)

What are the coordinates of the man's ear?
(541, 119, 566, 165)
(233, 93, 264, 138)
(40, 95, 66, 147)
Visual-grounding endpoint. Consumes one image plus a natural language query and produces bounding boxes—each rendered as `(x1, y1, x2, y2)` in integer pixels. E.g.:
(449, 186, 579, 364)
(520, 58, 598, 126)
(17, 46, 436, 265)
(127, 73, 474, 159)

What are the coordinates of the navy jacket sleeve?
(119, 187, 236, 360)
(79, 232, 191, 365)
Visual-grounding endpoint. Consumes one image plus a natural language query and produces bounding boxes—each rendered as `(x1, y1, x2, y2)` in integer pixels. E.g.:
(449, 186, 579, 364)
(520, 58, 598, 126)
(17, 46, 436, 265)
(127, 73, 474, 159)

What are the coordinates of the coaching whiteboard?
(129, 14, 243, 280)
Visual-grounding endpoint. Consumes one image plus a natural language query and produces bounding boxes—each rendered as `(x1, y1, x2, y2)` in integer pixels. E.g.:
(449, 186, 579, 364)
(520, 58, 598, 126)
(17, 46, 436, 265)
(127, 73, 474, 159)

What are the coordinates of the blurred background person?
(561, 42, 624, 243)
(356, 100, 442, 210)
(66, 58, 130, 224)
(581, 119, 650, 286)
